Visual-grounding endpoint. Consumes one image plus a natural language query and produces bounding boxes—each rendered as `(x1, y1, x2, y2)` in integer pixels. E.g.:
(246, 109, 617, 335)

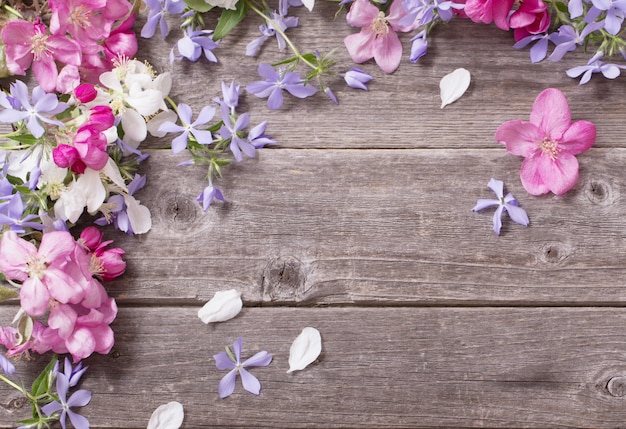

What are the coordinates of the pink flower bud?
(74, 84, 97, 103)
(79, 226, 104, 251)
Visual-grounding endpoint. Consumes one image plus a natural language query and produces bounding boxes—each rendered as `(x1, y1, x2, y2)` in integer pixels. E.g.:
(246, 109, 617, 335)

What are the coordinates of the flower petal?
(239, 368, 262, 395)
(440, 68, 471, 108)
(560, 120, 596, 155)
(492, 205, 504, 235)
(504, 203, 529, 227)
(147, 401, 185, 429)
(243, 350, 273, 368)
(537, 151, 579, 195)
(519, 152, 550, 195)
(495, 120, 542, 157)
(218, 370, 237, 398)
(287, 327, 322, 373)
(197, 289, 242, 324)
(530, 88, 571, 140)
(373, 31, 403, 74)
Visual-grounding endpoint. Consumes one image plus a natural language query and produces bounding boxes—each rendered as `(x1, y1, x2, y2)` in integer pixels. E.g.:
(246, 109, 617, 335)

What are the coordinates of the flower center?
(89, 254, 105, 276)
(26, 255, 47, 279)
(31, 34, 49, 61)
(539, 137, 560, 160)
(70, 5, 92, 29)
(371, 12, 390, 36)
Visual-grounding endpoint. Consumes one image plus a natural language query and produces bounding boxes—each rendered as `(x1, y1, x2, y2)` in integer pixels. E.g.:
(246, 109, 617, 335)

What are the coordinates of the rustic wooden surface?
(3, 2, 626, 427)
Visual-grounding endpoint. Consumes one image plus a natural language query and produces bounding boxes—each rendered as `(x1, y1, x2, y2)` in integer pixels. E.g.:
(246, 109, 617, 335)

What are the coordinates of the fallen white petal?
(287, 327, 322, 373)
(147, 401, 184, 429)
(198, 289, 242, 324)
(301, 0, 314, 11)
(440, 68, 471, 108)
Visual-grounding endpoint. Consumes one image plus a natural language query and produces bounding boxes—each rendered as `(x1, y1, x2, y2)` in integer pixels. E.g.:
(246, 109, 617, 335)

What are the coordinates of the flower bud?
(74, 84, 97, 103)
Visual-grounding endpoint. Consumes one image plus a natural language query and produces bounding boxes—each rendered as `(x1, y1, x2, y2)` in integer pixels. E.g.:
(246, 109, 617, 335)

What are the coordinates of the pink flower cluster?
(0, 0, 137, 93)
(53, 104, 115, 174)
(0, 227, 125, 362)
(462, 0, 550, 41)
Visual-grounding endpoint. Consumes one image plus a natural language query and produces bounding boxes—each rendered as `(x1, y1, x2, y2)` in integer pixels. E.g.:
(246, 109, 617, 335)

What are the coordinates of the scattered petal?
(198, 289, 242, 324)
(439, 68, 471, 108)
(147, 401, 184, 429)
(287, 327, 322, 373)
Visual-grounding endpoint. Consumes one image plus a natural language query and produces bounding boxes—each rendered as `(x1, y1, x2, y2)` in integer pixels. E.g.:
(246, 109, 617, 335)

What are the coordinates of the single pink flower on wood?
(344, 0, 416, 74)
(495, 88, 596, 196)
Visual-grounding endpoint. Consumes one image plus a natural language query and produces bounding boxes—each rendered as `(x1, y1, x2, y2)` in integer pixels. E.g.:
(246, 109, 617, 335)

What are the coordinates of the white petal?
(147, 401, 184, 429)
(197, 289, 242, 324)
(125, 194, 152, 234)
(77, 168, 106, 214)
(147, 110, 178, 138)
(121, 109, 148, 142)
(301, 0, 314, 11)
(439, 68, 471, 108)
(287, 327, 322, 373)
(102, 158, 128, 192)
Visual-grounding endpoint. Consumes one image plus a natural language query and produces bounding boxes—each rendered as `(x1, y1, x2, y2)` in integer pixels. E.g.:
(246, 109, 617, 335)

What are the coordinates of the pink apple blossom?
(344, 0, 418, 74)
(495, 88, 596, 195)
(79, 226, 127, 281)
(0, 19, 82, 92)
(464, 0, 515, 30)
(510, 0, 550, 41)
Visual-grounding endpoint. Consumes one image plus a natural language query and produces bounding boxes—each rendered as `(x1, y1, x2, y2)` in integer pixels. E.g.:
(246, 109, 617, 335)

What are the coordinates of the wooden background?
(2, 2, 626, 427)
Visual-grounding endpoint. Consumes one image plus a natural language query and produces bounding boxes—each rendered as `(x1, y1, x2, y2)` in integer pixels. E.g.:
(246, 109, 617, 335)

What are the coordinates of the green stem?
(0, 373, 25, 394)
(247, 1, 318, 70)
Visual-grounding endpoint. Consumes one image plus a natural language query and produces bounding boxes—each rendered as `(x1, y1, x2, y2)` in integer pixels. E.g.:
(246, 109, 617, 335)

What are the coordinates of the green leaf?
(554, 1, 568, 13)
(184, 0, 213, 12)
(213, 0, 248, 40)
(31, 356, 58, 398)
(0, 285, 18, 301)
(7, 134, 38, 145)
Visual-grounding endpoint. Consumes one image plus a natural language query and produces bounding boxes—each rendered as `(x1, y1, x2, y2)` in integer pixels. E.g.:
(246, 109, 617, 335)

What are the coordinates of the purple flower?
(140, 0, 186, 39)
(218, 105, 256, 162)
(344, 68, 373, 90)
(248, 121, 276, 148)
(94, 174, 146, 235)
(590, 0, 626, 35)
(245, 12, 299, 56)
(246, 64, 317, 110)
(196, 185, 225, 211)
(0, 192, 43, 233)
(42, 372, 92, 429)
(549, 21, 604, 62)
(472, 178, 529, 235)
(0, 81, 67, 138)
(170, 28, 219, 63)
(158, 103, 216, 153)
(409, 31, 429, 62)
(214, 337, 272, 398)
(54, 357, 88, 388)
(0, 353, 15, 375)
(513, 33, 550, 63)
(566, 51, 623, 84)
(213, 80, 241, 111)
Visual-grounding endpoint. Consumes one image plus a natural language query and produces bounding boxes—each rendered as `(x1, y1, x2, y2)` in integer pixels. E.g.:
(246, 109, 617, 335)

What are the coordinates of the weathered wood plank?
(85, 147, 626, 305)
(2, 306, 626, 428)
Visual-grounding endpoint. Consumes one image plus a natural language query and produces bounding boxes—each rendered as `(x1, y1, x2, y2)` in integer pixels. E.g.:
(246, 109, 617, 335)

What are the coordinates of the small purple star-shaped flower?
(566, 51, 623, 85)
(158, 103, 216, 154)
(246, 64, 317, 110)
(214, 337, 272, 398)
(472, 178, 529, 235)
(41, 372, 92, 429)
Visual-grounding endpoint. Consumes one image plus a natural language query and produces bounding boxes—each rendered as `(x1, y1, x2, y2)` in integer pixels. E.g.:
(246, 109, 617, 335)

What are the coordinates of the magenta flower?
(343, 0, 417, 74)
(495, 88, 596, 195)
(464, 0, 515, 30)
(0, 19, 81, 92)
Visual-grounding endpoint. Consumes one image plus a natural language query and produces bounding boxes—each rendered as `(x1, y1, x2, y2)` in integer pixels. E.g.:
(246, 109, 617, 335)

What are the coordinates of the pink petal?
(560, 120, 596, 155)
(537, 151, 579, 195)
(495, 120, 542, 157)
(530, 88, 571, 140)
(519, 152, 550, 195)
(0, 231, 34, 281)
(346, 0, 380, 27)
(20, 278, 51, 317)
(65, 327, 96, 362)
(492, 0, 515, 29)
(344, 31, 376, 64)
(32, 55, 59, 93)
(373, 31, 403, 74)
(38, 231, 76, 264)
(388, 0, 418, 32)
(48, 304, 78, 339)
(47, 35, 82, 66)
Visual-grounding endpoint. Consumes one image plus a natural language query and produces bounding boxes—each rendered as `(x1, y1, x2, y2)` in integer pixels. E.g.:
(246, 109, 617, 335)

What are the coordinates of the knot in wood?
(584, 179, 614, 205)
(9, 397, 27, 409)
(157, 191, 200, 231)
(261, 256, 308, 301)
(538, 242, 571, 265)
(607, 376, 626, 397)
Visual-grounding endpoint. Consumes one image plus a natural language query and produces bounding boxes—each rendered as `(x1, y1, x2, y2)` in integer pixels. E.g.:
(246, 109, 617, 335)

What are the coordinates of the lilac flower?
(566, 51, 622, 84)
(170, 29, 219, 63)
(0, 353, 15, 375)
(344, 68, 373, 90)
(279, 0, 304, 15)
(247, 121, 276, 148)
(94, 174, 146, 235)
(0, 81, 67, 138)
(472, 178, 529, 235)
(213, 81, 241, 111)
(513, 33, 550, 63)
(569, 0, 586, 17)
(42, 372, 92, 429)
(590, 0, 626, 35)
(0, 193, 43, 233)
(549, 21, 605, 62)
(246, 64, 317, 110)
(197, 185, 225, 211)
(158, 103, 216, 154)
(245, 13, 299, 57)
(54, 357, 88, 388)
(140, 0, 186, 39)
(214, 337, 272, 398)
(409, 31, 429, 62)
(218, 105, 256, 162)
(400, 0, 461, 27)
